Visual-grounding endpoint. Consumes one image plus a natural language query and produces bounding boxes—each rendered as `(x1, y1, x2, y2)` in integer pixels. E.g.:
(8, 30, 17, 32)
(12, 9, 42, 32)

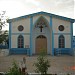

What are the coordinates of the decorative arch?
(18, 35, 24, 48)
(35, 35, 47, 54)
(59, 35, 65, 48)
(35, 16, 49, 26)
(34, 16, 50, 30)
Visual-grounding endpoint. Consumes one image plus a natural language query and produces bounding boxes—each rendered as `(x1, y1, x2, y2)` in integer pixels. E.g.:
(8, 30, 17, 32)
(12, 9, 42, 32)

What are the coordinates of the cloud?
(0, 0, 74, 18)
(25, 0, 40, 6)
(34, 0, 74, 18)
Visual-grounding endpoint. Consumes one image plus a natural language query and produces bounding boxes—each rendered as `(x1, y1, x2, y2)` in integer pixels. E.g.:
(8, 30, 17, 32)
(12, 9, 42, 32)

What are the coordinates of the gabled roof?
(7, 11, 75, 23)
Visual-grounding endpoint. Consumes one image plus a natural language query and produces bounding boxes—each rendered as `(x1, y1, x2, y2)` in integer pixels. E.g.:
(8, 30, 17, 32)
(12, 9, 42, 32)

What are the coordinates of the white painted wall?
(52, 18, 71, 33)
(11, 34, 30, 48)
(11, 35, 18, 48)
(53, 17, 71, 48)
(54, 35, 58, 48)
(0, 49, 9, 56)
(54, 34, 71, 48)
(11, 18, 30, 33)
(64, 35, 71, 48)
(11, 17, 30, 48)
(24, 35, 30, 48)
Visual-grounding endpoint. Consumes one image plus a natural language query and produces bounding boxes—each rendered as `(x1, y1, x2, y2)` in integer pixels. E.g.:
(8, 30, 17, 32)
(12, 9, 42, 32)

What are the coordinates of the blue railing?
(9, 48, 30, 55)
(54, 48, 72, 55)
(0, 45, 8, 49)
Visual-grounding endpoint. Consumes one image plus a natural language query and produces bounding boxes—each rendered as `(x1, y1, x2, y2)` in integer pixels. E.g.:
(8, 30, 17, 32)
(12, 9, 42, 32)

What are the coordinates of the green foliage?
(0, 11, 8, 44)
(6, 59, 28, 75)
(0, 30, 8, 44)
(34, 50, 50, 74)
(7, 60, 21, 75)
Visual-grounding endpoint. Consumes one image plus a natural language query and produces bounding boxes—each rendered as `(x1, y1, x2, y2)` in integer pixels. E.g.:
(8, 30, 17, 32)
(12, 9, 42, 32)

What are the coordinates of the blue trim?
(50, 16, 54, 56)
(50, 16, 52, 27)
(8, 11, 75, 23)
(52, 32, 54, 56)
(54, 48, 72, 55)
(73, 36, 75, 48)
(10, 48, 30, 54)
(9, 22, 11, 50)
(54, 33, 71, 35)
(12, 33, 30, 35)
(30, 16, 33, 56)
(70, 22, 73, 55)
(71, 22, 73, 48)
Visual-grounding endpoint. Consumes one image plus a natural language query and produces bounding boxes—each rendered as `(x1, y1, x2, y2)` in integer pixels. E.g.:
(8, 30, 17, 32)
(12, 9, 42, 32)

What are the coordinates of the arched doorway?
(32, 16, 52, 55)
(35, 35, 47, 54)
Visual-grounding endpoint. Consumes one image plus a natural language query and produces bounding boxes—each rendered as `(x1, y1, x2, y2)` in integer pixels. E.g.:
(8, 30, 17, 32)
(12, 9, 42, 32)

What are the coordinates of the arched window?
(59, 35, 65, 48)
(35, 16, 48, 32)
(18, 35, 24, 48)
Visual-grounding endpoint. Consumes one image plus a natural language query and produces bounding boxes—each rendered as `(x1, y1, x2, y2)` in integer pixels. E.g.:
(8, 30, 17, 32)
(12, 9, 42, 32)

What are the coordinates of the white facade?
(8, 11, 74, 55)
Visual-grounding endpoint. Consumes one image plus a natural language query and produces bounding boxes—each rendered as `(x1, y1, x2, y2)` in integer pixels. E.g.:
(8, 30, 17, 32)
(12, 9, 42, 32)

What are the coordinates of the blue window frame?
(59, 35, 65, 48)
(18, 35, 24, 48)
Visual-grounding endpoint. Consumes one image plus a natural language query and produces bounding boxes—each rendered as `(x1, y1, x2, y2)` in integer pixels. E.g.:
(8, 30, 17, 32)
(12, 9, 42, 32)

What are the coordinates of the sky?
(0, 0, 75, 35)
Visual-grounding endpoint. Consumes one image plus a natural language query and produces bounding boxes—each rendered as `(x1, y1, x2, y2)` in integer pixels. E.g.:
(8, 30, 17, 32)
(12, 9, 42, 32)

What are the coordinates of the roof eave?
(7, 11, 75, 23)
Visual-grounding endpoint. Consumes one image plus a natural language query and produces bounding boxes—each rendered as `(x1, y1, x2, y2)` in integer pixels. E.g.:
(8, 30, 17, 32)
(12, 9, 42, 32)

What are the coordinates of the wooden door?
(36, 35, 47, 54)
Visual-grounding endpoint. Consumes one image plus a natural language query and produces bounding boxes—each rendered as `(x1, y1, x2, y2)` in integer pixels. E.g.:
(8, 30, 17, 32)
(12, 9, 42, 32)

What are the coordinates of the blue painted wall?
(73, 36, 75, 48)
(30, 16, 33, 56)
(10, 48, 30, 55)
(54, 48, 72, 55)
(0, 45, 8, 49)
(50, 15, 54, 56)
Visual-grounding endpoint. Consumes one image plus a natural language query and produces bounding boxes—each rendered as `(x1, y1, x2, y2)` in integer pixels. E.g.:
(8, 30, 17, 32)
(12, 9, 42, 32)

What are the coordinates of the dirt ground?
(0, 55, 75, 75)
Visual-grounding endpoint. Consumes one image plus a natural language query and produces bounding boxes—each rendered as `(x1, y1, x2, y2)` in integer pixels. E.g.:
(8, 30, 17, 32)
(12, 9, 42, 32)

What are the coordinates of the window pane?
(59, 35, 65, 48)
(18, 35, 24, 48)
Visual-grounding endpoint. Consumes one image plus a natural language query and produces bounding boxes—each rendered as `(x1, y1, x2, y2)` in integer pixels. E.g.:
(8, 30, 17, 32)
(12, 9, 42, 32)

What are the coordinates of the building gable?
(7, 11, 75, 23)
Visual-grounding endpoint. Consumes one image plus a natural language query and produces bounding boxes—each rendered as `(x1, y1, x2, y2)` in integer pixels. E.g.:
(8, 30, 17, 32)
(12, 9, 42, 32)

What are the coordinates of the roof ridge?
(7, 11, 75, 23)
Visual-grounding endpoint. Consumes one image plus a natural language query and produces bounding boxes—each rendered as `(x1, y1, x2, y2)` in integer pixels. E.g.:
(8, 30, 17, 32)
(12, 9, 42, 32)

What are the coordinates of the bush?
(7, 59, 28, 75)
(34, 50, 50, 74)
(7, 60, 21, 75)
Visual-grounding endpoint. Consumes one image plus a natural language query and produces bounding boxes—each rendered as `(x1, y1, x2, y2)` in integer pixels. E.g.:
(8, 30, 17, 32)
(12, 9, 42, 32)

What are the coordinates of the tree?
(0, 30, 8, 44)
(34, 50, 50, 75)
(0, 11, 7, 27)
(0, 11, 8, 45)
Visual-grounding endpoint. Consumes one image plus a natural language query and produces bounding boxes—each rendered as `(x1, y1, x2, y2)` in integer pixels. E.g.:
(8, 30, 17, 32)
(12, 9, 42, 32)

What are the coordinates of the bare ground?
(0, 55, 75, 75)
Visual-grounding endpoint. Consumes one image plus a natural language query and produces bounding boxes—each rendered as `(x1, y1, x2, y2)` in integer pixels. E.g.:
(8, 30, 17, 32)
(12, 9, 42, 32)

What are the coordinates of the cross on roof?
(39, 25, 43, 32)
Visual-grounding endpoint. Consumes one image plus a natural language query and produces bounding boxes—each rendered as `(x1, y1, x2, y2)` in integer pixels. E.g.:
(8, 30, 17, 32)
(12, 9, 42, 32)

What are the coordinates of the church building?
(7, 11, 75, 56)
